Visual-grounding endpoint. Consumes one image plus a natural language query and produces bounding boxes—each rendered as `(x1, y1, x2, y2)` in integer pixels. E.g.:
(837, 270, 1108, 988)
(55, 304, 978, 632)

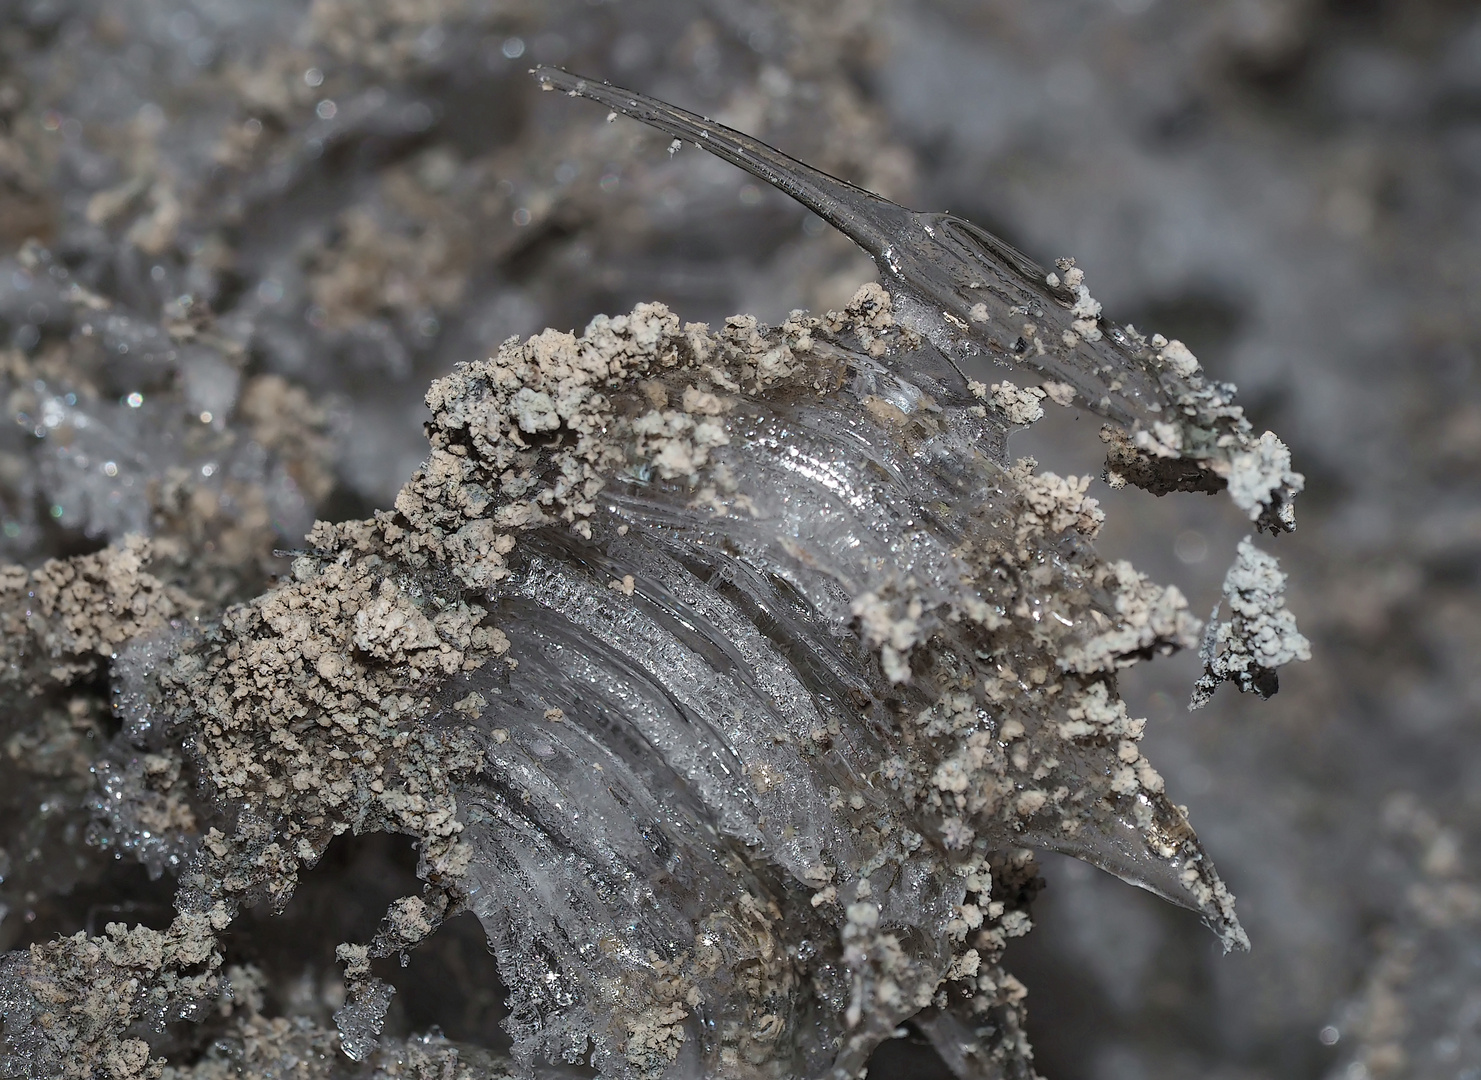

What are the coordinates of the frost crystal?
(1191, 537, 1311, 709)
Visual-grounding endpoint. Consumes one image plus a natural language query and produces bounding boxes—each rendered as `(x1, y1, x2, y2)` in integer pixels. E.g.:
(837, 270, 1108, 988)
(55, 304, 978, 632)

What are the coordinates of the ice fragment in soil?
(1191, 537, 1311, 709)
(532, 67, 1302, 536)
(1224, 430, 1305, 532)
(0, 280, 1288, 1078)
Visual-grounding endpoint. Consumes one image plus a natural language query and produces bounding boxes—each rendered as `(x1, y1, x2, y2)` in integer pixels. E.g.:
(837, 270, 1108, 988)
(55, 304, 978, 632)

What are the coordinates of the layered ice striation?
(426, 289, 1246, 1079)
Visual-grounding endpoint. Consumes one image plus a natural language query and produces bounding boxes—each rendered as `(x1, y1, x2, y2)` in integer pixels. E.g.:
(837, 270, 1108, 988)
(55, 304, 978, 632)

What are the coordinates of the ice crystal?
(0, 29, 1319, 1080)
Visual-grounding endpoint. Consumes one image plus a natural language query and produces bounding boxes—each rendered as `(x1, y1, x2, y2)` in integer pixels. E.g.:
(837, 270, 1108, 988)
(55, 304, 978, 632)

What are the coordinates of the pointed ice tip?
(1217, 916, 1252, 954)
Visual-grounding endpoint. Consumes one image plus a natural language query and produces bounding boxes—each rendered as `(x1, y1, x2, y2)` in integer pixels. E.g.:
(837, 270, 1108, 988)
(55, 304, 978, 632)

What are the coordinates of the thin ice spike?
(532, 66, 913, 259)
(531, 66, 1175, 433)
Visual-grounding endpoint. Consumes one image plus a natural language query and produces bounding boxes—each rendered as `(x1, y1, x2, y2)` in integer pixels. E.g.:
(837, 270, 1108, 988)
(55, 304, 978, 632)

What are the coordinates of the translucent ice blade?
(1028, 791, 1249, 953)
(532, 66, 1173, 432)
(532, 66, 916, 254)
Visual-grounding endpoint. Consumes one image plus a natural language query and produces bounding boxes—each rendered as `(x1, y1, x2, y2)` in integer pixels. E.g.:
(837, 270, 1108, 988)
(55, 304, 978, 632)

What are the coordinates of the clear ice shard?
(333, 978, 397, 1061)
(532, 66, 1303, 536)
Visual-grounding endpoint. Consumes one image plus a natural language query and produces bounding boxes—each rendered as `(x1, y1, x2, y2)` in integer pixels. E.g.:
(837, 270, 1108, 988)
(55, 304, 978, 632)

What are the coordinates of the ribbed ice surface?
(383, 302, 1255, 1077)
(451, 390, 984, 1074)
(0, 84, 1294, 1078)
